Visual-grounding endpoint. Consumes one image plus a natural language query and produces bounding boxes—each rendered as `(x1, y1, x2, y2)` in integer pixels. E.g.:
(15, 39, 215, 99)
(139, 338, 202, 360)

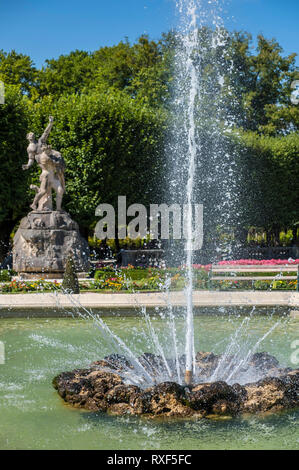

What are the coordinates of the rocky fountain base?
(53, 352, 299, 418)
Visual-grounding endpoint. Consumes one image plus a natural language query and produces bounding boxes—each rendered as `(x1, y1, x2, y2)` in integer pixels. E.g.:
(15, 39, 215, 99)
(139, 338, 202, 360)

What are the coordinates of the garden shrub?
(94, 269, 116, 281)
(0, 269, 12, 282)
(28, 90, 166, 236)
(122, 268, 150, 281)
(62, 256, 80, 294)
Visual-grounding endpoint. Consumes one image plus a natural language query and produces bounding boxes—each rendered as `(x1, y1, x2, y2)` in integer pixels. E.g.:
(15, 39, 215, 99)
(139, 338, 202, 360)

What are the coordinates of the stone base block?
(13, 211, 90, 274)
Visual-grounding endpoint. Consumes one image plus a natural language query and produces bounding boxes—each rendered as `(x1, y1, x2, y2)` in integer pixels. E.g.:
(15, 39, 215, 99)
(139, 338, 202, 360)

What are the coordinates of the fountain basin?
(1, 316, 298, 449)
(53, 352, 299, 418)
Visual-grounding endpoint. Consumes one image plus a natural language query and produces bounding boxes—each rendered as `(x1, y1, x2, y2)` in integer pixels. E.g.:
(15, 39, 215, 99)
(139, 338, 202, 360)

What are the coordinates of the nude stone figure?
(23, 117, 66, 211)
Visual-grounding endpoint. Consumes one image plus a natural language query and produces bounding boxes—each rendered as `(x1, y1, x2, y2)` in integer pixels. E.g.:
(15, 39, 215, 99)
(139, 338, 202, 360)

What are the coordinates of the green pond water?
(0, 313, 298, 450)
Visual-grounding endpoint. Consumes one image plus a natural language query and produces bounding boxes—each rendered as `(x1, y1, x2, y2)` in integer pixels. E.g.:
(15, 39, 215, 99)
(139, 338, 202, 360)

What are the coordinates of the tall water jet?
(172, 0, 206, 384)
(170, 0, 241, 383)
(177, 0, 200, 385)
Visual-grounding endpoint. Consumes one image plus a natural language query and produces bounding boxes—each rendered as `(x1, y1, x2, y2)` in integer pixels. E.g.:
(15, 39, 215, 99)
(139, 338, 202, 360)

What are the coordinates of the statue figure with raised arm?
(23, 116, 66, 211)
(13, 115, 89, 276)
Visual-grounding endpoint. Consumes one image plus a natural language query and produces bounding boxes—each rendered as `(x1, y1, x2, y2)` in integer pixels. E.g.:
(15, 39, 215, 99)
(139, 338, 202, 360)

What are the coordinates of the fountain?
(52, 0, 299, 418)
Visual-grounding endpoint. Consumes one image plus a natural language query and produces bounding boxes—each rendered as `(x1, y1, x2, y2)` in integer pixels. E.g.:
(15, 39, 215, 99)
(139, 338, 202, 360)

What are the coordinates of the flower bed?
(1, 265, 297, 293)
(0, 279, 60, 293)
(210, 279, 297, 291)
(193, 259, 299, 270)
(217, 259, 299, 266)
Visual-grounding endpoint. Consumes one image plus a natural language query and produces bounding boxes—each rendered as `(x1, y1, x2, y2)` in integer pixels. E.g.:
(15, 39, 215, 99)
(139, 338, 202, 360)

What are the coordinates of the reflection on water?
(0, 316, 298, 450)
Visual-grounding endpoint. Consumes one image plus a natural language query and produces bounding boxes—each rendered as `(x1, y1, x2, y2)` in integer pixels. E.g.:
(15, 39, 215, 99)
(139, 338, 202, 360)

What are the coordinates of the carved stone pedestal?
(13, 211, 89, 275)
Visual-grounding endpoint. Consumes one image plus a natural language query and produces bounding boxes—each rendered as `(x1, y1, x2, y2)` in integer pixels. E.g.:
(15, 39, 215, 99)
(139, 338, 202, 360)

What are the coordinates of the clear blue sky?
(0, 0, 298, 67)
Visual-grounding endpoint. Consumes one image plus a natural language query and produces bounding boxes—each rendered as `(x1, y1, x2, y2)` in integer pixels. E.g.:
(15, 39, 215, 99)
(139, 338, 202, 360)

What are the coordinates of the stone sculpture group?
(23, 116, 65, 212)
(13, 117, 89, 276)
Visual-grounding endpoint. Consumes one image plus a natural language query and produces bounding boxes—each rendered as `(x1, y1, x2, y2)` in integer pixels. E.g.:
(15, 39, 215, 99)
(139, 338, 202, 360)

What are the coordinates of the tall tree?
(38, 50, 95, 97)
(0, 50, 37, 97)
(243, 35, 297, 132)
(0, 85, 30, 261)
